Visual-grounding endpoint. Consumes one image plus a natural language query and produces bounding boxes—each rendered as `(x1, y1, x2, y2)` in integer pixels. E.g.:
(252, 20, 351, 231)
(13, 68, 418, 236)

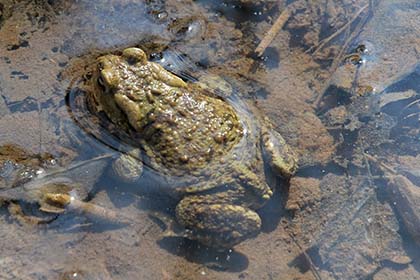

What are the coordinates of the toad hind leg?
(175, 195, 261, 248)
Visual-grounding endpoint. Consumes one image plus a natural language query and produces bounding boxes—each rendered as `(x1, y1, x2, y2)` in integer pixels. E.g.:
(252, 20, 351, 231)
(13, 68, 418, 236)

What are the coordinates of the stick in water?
(255, 6, 291, 56)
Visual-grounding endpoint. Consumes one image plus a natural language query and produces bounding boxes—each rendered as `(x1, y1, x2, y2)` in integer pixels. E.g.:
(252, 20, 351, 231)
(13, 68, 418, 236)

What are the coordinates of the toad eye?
(98, 62, 104, 71)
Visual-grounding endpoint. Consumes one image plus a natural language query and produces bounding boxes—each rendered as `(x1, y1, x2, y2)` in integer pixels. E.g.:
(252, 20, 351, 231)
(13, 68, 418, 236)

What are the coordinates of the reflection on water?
(0, 0, 420, 279)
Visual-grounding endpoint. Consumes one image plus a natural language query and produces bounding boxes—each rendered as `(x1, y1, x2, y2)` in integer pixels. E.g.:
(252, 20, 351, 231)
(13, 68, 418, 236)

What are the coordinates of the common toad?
(87, 47, 298, 248)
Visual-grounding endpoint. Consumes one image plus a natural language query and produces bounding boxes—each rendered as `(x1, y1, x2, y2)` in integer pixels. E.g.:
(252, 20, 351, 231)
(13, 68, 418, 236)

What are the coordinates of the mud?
(1, 0, 420, 279)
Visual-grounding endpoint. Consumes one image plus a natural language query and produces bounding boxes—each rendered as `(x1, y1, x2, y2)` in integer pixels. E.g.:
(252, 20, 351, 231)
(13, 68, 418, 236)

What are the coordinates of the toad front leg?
(261, 124, 298, 178)
(111, 149, 144, 183)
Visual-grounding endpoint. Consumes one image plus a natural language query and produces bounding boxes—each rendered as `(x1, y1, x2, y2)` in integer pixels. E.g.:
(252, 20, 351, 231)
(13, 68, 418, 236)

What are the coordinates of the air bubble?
(157, 11, 168, 20)
(0, 160, 14, 178)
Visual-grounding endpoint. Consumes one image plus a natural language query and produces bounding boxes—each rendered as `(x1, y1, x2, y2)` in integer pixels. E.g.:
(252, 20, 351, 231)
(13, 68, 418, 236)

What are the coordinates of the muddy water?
(0, 0, 420, 279)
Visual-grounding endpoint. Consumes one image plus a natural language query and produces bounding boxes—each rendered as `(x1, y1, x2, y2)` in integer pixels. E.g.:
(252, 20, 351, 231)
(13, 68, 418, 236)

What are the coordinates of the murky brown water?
(0, 0, 420, 279)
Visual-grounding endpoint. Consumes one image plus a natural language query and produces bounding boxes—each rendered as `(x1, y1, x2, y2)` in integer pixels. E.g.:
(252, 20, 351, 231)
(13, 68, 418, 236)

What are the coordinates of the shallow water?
(0, 0, 420, 279)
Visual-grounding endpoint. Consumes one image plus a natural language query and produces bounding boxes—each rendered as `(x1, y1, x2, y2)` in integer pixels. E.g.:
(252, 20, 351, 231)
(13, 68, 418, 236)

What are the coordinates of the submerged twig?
(364, 153, 420, 244)
(364, 153, 396, 174)
(255, 6, 292, 56)
(312, 3, 372, 108)
(288, 234, 322, 280)
(44, 193, 133, 225)
(309, 4, 368, 55)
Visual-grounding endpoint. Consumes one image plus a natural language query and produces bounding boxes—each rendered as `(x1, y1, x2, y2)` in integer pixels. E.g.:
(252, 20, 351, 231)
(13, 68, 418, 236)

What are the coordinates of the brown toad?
(87, 47, 297, 248)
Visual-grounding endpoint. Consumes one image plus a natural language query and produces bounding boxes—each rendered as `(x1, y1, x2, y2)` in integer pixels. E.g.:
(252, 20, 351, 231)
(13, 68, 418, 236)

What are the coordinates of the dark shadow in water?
(248, 47, 280, 70)
(373, 177, 420, 274)
(381, 67, 420, 156)
(384, 65, 420, 95)
(296, 161, 346, 179)
(197, 0, 278, 25)
(158, 237, 249, 272)
(48, 212, 128, 234)
(406, 243, 420, 274)
(96, 166, 178, 212)
(288, 246, 322, 274)
(316, 85, 353, 115)
(390, 209, 420, 274)
(259, 180, 288, 233)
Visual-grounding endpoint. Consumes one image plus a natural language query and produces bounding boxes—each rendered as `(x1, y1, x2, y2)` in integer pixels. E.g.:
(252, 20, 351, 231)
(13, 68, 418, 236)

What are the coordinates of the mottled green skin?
(88, 47, 298, 248)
